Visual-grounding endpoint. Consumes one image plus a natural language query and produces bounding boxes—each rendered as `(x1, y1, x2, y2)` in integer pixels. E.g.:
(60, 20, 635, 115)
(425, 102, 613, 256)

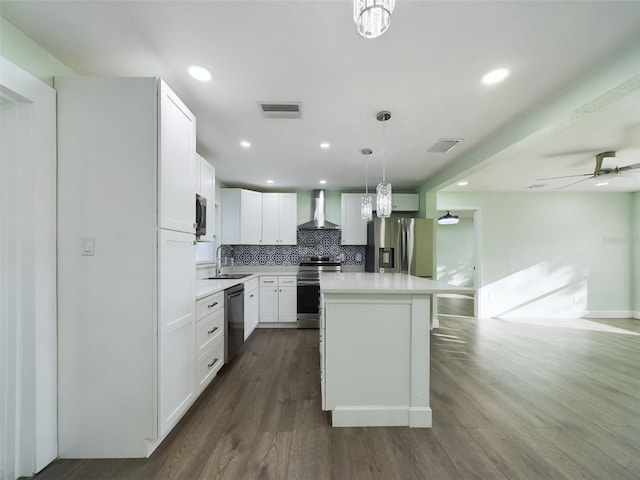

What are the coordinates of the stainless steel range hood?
(297, 189, 340, 230)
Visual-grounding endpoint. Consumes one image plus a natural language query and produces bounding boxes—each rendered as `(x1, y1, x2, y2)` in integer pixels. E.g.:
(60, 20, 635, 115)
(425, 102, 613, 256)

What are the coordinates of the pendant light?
(353, 0, 395, 39)
(438, 211, 459, 225)
(360, 148, 373, 222)
(376, 111, 392, 218)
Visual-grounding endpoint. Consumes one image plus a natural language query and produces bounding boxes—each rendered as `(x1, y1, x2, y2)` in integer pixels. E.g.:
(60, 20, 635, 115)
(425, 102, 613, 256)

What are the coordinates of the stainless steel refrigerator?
(365, 218, 434, 277)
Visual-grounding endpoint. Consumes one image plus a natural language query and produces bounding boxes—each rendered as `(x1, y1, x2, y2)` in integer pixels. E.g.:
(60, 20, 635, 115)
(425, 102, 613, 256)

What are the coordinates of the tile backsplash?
(224, 229, 365, 266)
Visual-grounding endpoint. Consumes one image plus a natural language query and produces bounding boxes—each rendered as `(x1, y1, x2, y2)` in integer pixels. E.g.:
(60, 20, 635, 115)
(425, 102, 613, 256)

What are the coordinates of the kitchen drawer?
(196, 291, 224, 321)
(260, 276, 278, 287)
(196, 308, 224, 354)
(197, 337, 225, 394)
(278, 276, 296, 286)
(244, 277, 259, 292)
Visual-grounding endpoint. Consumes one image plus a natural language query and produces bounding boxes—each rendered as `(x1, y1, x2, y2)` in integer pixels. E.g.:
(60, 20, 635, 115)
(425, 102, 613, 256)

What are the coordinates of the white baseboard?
(584, 310, 634, 319)
(409, 407, 432, 428)
(633, 311, 640, 320)
(331, 406, 410, 427)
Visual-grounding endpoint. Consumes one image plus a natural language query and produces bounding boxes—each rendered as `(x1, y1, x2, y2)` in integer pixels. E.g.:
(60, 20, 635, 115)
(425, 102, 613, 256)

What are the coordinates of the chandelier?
(360, 149, 373, 222)
(353, 0, 395, 39)
(438, 211, 459, 225)
(376, 111, 392, 218)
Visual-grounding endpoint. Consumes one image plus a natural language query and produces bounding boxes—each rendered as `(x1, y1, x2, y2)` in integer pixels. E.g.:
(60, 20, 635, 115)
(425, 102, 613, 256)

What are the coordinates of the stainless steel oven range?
(297, 255, 342, 328)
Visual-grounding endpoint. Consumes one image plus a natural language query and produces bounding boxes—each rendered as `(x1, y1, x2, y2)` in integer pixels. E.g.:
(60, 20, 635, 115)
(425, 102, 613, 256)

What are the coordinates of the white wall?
(0, 18, 75, 86)
(438, 192, 634, 319)
(0, 20, 76, 479)
(436, 217, 475, 287)
(633, 192, 640, 318)
(0, 56, 57, 479)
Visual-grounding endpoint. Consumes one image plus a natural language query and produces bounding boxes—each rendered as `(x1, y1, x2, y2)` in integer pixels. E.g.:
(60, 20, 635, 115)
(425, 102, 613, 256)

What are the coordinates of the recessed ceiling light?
(595, 182, 608, 187)
(319, 180, 327, 184)
(266, 179, 274, 184)
(482, 67, 511, 85)
(188, 64, 213, 82)
(240, 140, 251, 148)
(456, 181, 468, 186)
(320, 142, 330, 149)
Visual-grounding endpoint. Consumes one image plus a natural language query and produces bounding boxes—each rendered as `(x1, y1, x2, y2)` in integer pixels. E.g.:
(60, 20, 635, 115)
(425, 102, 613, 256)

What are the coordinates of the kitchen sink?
(206, 274, 252, 280)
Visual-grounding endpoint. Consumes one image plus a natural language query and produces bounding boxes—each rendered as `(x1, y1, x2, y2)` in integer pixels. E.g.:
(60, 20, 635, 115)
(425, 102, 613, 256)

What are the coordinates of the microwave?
(195, 194, 207, 237)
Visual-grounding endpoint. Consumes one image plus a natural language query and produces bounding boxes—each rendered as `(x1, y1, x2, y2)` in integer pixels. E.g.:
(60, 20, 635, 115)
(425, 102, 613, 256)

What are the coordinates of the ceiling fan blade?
(617, 163, 640, 172)
(559, 176, 595, 190)
(537, 173, 593, 180)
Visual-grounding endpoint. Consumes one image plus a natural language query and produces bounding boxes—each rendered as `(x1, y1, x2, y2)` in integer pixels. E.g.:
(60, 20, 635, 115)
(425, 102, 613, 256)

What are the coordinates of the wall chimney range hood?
(297, 189, 340, 230)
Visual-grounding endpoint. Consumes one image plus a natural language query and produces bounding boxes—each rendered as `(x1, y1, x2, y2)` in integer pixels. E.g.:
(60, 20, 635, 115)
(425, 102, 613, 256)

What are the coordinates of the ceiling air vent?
(427, 138, 463, 153)
(258, 102, 301, 119)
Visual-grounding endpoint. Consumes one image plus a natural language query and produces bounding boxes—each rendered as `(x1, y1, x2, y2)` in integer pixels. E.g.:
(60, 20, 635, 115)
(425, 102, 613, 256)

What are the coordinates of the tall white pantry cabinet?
(56, 77, 197, 457)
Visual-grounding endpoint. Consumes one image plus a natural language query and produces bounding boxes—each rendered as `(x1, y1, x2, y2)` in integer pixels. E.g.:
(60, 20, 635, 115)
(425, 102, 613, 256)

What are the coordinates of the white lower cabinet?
(159, 230, 197, 437)
(259, 275, 297, 323)
(195, 291, 225, 394)
(244, 278, 259, 339)
(196, 338, 225, 394)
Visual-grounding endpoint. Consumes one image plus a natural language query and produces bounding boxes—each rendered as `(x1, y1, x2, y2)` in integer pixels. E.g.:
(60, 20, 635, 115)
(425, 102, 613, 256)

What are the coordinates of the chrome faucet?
(215, 244, 224, 277)
(215, 245, 234, 277)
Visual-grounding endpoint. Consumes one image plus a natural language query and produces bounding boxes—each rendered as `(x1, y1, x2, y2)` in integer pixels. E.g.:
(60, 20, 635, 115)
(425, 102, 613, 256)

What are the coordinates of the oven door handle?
(297, 280, 320, 286)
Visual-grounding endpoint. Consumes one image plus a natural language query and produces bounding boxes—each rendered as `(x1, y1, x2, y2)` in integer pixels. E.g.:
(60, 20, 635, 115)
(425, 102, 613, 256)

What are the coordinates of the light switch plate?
(82, 236, 95, 256)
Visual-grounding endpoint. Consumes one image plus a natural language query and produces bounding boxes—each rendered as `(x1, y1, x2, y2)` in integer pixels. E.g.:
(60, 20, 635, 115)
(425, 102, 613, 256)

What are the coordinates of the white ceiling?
(2, 0, 640, 192)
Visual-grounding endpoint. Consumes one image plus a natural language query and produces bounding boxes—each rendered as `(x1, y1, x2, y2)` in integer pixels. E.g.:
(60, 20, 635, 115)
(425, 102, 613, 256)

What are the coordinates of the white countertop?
(195, 271, 299, 300)
(320, 272, 472, 295)
(195, 274, 258, 300)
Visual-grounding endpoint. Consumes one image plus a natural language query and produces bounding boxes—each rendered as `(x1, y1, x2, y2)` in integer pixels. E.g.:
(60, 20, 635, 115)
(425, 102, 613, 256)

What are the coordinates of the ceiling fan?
(538, 151, 640, 189)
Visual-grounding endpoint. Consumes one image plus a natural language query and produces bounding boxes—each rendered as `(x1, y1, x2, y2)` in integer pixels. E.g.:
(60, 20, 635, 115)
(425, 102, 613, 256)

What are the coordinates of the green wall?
(633, 191, 640, 317)
(1, 17, 76, 85)
(438, 191, 635, 319)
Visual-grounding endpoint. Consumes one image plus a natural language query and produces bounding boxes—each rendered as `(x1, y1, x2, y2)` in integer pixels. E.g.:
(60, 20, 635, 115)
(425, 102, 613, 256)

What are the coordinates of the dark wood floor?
(34, 307, 640, 479)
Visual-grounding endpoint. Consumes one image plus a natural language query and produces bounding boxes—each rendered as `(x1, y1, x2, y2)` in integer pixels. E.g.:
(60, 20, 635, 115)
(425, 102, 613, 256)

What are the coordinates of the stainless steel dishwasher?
(224, 283, 245, 363)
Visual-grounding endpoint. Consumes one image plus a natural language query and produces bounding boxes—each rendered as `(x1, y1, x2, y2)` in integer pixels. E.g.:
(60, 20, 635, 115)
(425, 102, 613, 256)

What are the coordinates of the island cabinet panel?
(320, 284, 433, 428)
(324, 299, 411, 410)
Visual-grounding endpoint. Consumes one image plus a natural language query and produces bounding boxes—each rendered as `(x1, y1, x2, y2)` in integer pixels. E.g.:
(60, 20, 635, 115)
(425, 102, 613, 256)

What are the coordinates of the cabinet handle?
(207, 326, 218, 335)
(208, 358, 219, 368)
(208, 301, 218, 308)
(264, 281, 275, 284)
(193, 222, 197, 228)
(250, 294, 254, 298)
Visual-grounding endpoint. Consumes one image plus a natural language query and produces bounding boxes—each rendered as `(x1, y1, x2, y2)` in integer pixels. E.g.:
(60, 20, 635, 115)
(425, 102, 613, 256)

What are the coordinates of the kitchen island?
(319, 272, 470, 428)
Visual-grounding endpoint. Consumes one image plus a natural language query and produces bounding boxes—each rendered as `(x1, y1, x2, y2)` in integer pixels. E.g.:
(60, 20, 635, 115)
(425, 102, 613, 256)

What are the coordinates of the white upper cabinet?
(261, 193, 297, 245)
(221, 188, 262, 244)
(372, 193, 420, 212)
(158, 80, 197, 233)
(197, 154, 216, 242)
(341, 194, 368, 245)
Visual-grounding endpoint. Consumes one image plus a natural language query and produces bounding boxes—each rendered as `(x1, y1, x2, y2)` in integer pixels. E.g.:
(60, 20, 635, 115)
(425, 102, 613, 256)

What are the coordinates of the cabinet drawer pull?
(263, 281, 275, 284)
(207, 358, 219, 368)
(207, 326, 218, 335)
(250, 294, 254, 298)
(208, 301, 218, 308)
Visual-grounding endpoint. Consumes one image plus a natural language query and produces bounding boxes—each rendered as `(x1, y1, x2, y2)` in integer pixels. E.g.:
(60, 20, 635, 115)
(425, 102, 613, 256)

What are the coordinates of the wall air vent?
(427, 138, 463, 153)
(258, 102, 301, 119)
